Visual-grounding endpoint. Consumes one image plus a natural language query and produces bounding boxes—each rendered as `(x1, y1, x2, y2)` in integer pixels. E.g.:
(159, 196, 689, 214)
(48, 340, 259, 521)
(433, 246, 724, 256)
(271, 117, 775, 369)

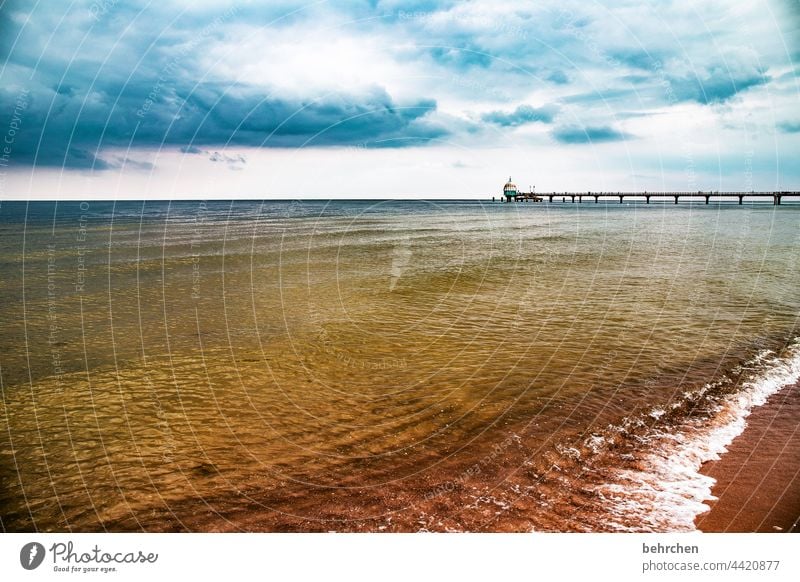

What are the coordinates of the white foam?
(595, 340, 800, 532)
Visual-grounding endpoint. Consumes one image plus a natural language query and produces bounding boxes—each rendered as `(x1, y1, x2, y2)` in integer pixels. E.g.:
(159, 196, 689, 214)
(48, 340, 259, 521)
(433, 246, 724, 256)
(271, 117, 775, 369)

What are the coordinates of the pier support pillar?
(579, 196, 582, 203)
(619, 196, 623, 204)
(646, 196, 650, 204)
(594, 196, 599, 203)
(549, 195, 553, 202)
(571, 196, 575, 203)
(674, 195, 679, 204)
(739, 196, 743, 205)
(705, 195, 710, 204)
(774, 195, 781, 205)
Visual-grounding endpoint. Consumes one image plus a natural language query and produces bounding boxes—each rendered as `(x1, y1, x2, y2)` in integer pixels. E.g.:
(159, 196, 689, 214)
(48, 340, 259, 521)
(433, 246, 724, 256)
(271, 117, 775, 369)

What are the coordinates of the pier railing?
(499, 191, 799, 205)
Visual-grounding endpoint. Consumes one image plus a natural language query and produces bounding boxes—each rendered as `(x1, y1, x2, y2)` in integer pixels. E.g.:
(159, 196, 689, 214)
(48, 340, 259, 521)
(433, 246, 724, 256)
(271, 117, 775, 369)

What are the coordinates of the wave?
(584, 339, 800, 531)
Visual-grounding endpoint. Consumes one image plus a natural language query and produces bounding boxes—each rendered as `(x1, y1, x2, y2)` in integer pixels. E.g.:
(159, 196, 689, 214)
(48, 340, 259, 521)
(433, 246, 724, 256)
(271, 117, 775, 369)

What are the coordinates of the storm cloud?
(0, 0, 797, 184)
(551, 125, 631, 144)
(481, 104, 558, 127)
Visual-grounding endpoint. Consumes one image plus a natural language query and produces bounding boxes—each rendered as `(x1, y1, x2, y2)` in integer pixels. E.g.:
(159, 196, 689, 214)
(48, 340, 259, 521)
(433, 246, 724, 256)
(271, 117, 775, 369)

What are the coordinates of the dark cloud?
(208, 151, 246, 170)
(209, 151, 245, 164)
(58, 148, 114, 170)
(559, 64, 770, 108)
(482, 104, 557, 126)
(0, 0, 792, 173)
(0, 80, 445, 169)
(620, 74, 650, 85)
(547, 70, 569, 85)
(0, 0, 23, 61)
(111, 156, 154, 171)
(615, 110, 662, 120)
(0, 1, 447, 169)
(561, 87, 641, 105)
(551, 125, 632, 144)
(180, 146, 247, 169)
(428, 45, 493, 70)
(667, 69, 769, 104)
(609, 49, 665, 71)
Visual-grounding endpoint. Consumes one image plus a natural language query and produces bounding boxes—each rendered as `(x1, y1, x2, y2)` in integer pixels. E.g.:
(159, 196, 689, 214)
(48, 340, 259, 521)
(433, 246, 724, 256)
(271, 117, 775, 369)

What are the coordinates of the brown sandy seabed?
(2, 353, 797, 533)
(3, 384, 798, 533)
(86, 377, 800, 533)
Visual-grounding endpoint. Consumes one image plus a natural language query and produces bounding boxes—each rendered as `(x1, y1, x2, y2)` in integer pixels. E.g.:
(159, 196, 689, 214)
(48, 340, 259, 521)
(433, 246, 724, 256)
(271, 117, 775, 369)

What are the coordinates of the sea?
(1, 199, 798, 532)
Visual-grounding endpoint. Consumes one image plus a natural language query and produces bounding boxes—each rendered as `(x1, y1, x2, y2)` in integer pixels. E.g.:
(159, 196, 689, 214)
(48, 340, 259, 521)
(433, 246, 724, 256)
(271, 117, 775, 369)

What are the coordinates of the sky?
(0, 0, 799, 199)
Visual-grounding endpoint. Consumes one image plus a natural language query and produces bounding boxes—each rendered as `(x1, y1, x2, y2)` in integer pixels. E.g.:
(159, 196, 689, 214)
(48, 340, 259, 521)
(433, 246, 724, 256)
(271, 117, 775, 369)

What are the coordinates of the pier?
(497, 188, 799, 205)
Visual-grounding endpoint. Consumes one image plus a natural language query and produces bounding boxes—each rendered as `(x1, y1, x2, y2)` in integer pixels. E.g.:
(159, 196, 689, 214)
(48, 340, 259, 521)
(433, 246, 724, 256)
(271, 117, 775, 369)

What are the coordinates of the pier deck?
(499, 191, 799, 205)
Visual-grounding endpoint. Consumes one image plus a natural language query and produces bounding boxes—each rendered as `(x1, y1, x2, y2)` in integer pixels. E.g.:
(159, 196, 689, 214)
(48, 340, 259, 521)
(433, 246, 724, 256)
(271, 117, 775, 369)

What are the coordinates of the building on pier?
(503, 177, 518, 200)
(501, 177, 542, 202)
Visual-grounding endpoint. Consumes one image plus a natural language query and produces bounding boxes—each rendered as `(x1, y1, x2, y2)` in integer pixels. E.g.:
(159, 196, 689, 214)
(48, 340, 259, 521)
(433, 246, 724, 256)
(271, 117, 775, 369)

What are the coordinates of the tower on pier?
(503, 177, 518, 201)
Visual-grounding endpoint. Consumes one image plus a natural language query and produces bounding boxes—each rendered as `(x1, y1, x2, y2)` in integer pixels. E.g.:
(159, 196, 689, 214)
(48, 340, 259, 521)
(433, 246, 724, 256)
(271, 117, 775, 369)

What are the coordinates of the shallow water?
(1, 200, 798, 531)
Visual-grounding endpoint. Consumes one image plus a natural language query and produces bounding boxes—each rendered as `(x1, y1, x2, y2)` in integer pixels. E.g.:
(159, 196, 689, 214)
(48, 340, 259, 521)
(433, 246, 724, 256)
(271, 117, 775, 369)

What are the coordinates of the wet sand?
(696, 381, 800, 532)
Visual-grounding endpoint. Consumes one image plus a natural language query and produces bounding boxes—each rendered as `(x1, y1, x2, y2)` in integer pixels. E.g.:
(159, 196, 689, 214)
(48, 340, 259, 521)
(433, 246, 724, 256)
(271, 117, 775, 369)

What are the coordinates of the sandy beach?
(696, 381, 800, 532)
